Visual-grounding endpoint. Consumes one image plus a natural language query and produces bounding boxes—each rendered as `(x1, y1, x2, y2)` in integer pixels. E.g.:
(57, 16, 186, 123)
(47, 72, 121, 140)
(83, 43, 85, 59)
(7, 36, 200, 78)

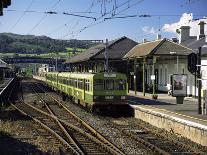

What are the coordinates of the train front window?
(94, 79, 103, 90)
(104, 79, 114, 90)
(115, 79, 126, 90)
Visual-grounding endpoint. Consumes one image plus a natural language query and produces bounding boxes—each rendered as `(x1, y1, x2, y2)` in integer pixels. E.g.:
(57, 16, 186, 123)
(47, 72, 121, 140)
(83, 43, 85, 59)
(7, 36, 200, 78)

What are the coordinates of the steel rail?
(31, 86, 85, 155)
(11, 103, 79, 154)
(35, 83, 125, 155)
(121, 129, 170, 155)
(17, 99, 119, 154)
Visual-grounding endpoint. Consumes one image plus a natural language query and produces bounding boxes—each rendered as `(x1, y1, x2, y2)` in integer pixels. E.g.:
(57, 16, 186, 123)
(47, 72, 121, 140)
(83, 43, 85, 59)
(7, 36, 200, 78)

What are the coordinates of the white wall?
(146, 58, 196, 96)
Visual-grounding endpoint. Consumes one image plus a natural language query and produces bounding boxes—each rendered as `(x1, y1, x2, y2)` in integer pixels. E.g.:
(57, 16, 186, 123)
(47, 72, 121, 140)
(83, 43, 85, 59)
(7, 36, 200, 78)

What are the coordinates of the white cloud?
(142, 26, 158, 35)
(162, 13, 207, 36)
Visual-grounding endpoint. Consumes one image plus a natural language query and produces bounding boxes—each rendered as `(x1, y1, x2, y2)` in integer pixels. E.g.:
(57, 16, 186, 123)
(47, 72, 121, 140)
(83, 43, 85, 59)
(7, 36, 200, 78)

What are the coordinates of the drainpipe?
(127, 59, 129, 93)
(153, 56, 156, 95)
(134, 59, 137, 95)
(143, 57, 146, 96)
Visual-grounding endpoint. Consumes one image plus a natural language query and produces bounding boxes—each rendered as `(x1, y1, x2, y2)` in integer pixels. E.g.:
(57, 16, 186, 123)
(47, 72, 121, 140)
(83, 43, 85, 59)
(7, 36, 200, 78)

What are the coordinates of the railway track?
(35, 81, 205, 155)
(12, 81, 125, 155)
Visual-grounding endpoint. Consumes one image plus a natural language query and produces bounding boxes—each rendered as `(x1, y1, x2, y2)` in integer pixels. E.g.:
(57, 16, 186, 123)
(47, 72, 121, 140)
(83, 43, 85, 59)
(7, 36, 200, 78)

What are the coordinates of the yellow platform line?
(128, 99, 207, 123)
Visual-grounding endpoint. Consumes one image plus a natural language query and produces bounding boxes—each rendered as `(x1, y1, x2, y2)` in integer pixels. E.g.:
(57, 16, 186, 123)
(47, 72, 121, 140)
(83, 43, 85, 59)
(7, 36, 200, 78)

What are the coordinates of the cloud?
(162, 13, 207, 36)
(142, 26, 158, 35)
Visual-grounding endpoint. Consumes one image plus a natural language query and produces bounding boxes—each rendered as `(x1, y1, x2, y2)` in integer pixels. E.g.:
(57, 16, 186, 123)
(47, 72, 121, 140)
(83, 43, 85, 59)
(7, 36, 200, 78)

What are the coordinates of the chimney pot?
(143, 38, 147, 43)
(179, 26, 190, 43)
(157, 34, 161, 40)
(172, 38, 178, 43)
(198, 21, 206, 40)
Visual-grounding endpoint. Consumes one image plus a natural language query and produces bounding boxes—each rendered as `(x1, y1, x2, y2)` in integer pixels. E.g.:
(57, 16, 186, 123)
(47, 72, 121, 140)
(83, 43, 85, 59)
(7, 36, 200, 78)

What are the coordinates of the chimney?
(172, 38, 178, 43)
(179, 26, 190, 43)
(156, 34, 161, 40)
(143, 38, 147, 43)
(197, 21, 206, 40)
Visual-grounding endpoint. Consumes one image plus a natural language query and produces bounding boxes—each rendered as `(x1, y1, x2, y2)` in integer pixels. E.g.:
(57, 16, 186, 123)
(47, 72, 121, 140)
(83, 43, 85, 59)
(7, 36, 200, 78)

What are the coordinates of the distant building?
(64, 36, 137, 75)
(0, 59, 13, 81)
(38, 64, 55, 77)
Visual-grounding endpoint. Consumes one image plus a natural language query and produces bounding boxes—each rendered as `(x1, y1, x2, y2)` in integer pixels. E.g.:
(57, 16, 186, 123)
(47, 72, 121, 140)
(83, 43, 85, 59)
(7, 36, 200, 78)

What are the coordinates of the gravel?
(0, 106, 63, 154)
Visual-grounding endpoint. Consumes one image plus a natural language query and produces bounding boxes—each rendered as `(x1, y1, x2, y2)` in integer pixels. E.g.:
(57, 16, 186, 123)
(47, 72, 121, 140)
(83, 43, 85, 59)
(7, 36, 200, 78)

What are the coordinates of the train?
(45, 72, 128, 113)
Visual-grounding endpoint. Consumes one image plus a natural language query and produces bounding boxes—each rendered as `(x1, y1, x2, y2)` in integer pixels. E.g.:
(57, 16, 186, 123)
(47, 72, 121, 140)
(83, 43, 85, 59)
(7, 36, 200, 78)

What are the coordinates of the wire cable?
(27, 0, 61, 34)
(9, 0, 35, 32)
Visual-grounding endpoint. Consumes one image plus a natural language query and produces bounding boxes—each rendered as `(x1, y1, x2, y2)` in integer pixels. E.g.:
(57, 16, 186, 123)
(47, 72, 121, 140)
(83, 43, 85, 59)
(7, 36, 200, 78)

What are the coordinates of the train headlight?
(121, 96, 126, 100)
(105, 96, 114, 100)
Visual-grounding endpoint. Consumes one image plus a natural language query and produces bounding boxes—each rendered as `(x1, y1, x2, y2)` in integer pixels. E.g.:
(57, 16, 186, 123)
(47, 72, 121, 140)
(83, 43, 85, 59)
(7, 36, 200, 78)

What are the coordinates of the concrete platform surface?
(128, 90, 207, 146)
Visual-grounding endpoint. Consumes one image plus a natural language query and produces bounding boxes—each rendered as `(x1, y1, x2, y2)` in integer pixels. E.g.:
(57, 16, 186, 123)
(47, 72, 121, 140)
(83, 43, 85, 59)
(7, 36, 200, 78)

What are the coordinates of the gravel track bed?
(0, 106, 63, 154)
(42, 87, 207, 154)
(22, 79, 207, 154)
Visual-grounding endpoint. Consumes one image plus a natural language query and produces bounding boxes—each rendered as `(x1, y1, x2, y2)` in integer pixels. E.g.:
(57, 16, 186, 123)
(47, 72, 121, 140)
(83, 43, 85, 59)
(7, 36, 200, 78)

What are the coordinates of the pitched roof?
(65, 36, 137, 64)
(123, 38, 194, 59)
(93, 37, 137, 60)
(0, 59, 8, 68)
(181, 37, 207, 54)
(64, 44, 105, 64)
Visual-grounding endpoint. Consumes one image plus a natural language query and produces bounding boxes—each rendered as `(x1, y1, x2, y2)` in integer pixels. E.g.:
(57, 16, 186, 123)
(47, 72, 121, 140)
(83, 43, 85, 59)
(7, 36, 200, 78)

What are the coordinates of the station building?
(0, 59, 14, 81)
(65, 36, 137, 74)
(64, 21, 207, 97)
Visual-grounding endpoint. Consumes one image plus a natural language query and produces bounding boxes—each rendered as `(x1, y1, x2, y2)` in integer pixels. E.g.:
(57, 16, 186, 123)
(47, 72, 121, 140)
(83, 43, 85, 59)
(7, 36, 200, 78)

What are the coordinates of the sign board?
(172, 74, 187, 97)
(201, 60, 207, 90)
(151, 75, 155, 80)
(104, 73, 116, 78)
(130, 72, 134, 75)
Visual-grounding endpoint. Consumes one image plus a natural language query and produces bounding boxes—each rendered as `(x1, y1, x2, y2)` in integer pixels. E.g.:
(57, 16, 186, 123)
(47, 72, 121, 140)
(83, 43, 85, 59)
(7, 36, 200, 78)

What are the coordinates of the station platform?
(0, 78, 15, 104)
(0, 78, 14, 95)
(127, 90, 207, 146)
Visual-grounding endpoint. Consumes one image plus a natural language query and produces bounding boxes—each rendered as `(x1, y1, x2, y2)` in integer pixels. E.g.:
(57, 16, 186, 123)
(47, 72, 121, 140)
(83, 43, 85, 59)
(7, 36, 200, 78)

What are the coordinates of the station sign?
(104, 73, 116, 78)
(201, 60, 207, 90)
(151, 75, 155, 80)
(172, 74, 187, 97)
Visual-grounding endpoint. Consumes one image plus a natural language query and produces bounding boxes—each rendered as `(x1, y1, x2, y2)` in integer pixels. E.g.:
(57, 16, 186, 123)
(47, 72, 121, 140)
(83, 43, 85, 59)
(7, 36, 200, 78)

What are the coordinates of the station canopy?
(0, 59, 10, 68)
(123, 38, 194, 59)
(65, 36, 137, 64)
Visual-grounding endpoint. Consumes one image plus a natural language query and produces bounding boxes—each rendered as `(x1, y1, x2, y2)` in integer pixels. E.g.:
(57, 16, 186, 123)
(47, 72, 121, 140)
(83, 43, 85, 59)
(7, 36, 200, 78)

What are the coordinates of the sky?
(0, 0, 207, 42)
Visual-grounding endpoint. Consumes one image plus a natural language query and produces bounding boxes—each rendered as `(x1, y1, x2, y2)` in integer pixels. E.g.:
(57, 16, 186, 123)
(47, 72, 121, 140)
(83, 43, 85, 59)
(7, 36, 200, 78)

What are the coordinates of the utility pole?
(198, 47, 202, 114)
(134, 59, 137, 95)
(143, 57, 146, 96)
(104, 39, 108, 72)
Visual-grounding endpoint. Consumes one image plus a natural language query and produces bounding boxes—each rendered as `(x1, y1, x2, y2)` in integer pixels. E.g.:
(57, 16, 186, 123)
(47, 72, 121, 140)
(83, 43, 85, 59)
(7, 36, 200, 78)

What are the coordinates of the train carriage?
(46, 72, 128, 112)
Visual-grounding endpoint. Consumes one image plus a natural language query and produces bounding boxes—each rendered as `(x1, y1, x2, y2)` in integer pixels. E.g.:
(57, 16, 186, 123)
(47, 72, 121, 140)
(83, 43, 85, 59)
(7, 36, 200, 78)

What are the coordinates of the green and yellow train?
(45, 72, 128, 112)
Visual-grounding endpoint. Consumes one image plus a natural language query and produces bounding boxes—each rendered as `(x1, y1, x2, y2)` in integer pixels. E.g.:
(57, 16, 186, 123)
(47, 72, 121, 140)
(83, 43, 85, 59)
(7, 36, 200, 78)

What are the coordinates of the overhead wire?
(63, 0, 145, 39)
(27, 0, 61, 34)
(44, 0, 97, 38)
(9, 0, 35, 32)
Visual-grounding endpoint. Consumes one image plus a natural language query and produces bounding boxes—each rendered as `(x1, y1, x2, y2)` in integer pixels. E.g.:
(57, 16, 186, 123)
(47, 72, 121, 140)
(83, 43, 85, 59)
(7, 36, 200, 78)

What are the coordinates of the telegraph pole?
(104, 39, 108, 72)
(198, 47, 202, 114)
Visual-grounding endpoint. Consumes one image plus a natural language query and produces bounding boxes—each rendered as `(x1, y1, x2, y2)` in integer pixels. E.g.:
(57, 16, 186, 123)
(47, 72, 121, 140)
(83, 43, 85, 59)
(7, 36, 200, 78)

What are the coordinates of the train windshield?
(104, 79, 114, 90)
(94, 79, 126, 90)
(115, 79, 126, 90)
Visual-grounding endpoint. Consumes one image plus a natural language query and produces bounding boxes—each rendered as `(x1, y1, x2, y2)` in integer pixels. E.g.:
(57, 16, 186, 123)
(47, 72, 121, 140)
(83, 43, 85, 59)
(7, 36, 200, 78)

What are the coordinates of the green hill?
(0, 33, 100, 56)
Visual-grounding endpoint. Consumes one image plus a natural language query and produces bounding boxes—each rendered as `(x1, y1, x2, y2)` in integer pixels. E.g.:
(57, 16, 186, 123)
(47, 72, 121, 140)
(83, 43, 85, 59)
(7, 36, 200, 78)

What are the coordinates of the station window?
(115, 79, 126, 90)
(85, 80, 90, 91)
(74, 79, 78, 88)
(78, 79, 83, 89)
(63, 78, 67, 85)
(104, 79, 114, 90)
(94, 79, 103, 90)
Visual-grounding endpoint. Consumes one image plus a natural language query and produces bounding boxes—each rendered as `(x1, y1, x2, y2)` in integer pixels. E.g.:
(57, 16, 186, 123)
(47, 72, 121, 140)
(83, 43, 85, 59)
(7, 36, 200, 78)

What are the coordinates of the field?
(0, 48, 85, 59)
